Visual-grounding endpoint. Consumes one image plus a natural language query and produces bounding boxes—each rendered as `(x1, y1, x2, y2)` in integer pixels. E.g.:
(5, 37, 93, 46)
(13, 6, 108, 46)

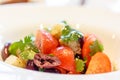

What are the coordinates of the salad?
(1, 21, 112, 74)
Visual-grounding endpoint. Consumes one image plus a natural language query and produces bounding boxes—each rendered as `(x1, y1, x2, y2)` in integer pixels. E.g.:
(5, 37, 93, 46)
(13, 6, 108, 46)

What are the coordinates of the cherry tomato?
(51, 46, 76, 73)
(82, 34, 97, 67)
(35, 30, 59, 54)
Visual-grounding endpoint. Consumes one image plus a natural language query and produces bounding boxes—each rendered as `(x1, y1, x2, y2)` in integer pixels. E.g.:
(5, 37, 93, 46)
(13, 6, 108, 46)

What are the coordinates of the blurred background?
(0, 0, 120, 13)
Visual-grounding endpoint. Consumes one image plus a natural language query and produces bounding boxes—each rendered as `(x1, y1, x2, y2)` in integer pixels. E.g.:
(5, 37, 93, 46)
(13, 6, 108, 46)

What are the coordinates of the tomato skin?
(35, 30, 59, 54)
(51, 46, 76, 73)
(82, 34, 97, 67)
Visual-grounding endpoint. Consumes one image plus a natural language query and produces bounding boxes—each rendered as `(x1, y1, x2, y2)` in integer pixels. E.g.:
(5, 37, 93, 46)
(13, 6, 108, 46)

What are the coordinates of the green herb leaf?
(90, 40, 104, 56)
(61, 25, 71, 36)
(75, 58, 85, 72)
(9, 35, 39, 58)
(61, 23, 83, 43)
(24, 36, 33, 43)
(69, 30, 83, 41)
(8, 40, 25, 55)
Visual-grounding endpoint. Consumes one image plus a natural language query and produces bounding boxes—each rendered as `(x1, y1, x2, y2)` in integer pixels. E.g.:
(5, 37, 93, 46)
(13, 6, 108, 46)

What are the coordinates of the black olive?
(34, 53, 61, 69)
(26, 60, 38, 71)
(1, 43, 11, 61)
(44, 68, 61, 73)
(78, 36, 84, 49)
(75, 54, 82, 59)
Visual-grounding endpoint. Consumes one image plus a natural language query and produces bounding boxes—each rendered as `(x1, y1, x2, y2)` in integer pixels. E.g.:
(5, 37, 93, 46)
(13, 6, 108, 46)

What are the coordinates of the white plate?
(0, 4, 120, 80)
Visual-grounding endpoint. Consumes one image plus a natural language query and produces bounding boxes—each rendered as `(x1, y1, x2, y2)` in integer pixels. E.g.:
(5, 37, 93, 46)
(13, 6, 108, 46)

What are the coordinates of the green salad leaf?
(90, 40, 104, 56)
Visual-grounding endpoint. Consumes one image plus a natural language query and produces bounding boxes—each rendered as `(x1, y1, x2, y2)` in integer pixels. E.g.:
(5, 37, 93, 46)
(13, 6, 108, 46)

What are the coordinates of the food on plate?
(82, 34, 104, 67)
(1, 21, 112, 74)
(86, 52, 111, 74)
(5, 55, 25, 68)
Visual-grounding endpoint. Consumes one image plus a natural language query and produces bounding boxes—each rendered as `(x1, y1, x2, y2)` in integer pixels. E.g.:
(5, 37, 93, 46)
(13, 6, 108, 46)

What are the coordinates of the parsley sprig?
(90, 40, 104, 56)
(61, 21, 83, 43)
(8, 35, 39, 60)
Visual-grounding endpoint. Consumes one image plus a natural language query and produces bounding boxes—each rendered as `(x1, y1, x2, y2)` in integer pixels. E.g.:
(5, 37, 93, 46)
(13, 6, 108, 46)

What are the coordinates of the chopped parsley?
(61, 22, 83, 43)
(90, 40, 104, 56)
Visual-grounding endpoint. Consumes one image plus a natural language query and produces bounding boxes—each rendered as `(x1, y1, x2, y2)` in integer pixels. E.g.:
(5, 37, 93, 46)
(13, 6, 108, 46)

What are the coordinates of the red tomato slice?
(51, 46, 76, 73)
(35, 30, 59, 54)
(82, 34, 97, 67)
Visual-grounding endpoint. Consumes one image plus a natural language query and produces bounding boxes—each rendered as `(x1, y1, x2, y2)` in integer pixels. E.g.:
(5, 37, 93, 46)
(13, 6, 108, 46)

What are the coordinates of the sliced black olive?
(34, 53, 61, 69)
(26, 60, 38, 70)
(44, 68, 61, 73)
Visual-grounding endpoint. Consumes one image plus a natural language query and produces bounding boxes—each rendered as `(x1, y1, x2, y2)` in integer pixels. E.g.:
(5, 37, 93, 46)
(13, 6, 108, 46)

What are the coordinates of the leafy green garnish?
(8, 40, 25, 55)
(90, 40, 104, 56)
(61, 25, 71, 36)
(61, 22, 83, 43)
(75, 58, 86, 72)
(24, 36, 33, 43)
(9, 35, 39, 60)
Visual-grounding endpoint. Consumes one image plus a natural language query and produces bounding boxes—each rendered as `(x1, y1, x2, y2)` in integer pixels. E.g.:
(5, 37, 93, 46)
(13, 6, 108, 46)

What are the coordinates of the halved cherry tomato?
(86, 52, 111, 74)
(35, 30, 59, 54)
(82, 34, 97, 67)
(51, 46, 76, 73)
